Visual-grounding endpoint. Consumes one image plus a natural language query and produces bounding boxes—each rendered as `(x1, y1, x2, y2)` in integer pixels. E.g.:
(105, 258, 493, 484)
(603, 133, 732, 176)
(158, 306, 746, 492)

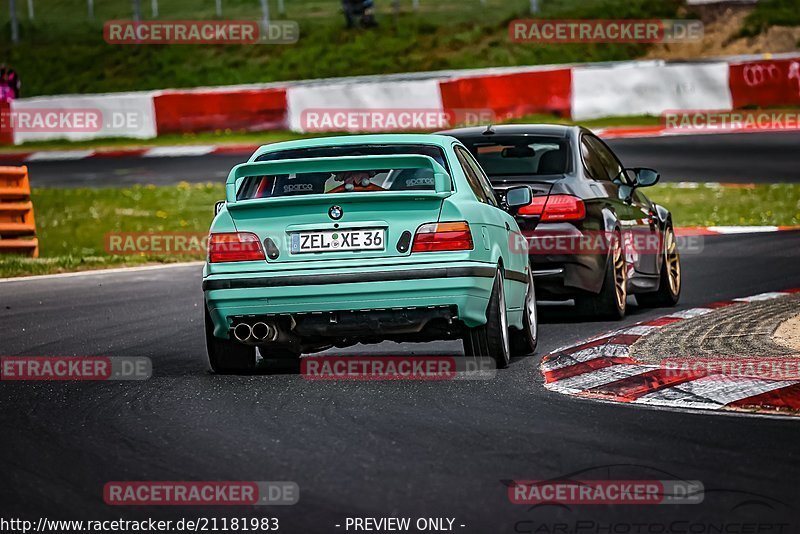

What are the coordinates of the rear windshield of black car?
(255, 144, 450, 173)
(460, 136, 571, 179)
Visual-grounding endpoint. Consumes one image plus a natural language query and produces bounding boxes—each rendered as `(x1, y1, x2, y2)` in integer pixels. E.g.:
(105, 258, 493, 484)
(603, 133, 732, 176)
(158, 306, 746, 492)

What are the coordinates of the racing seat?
(537, 149, 567, 175)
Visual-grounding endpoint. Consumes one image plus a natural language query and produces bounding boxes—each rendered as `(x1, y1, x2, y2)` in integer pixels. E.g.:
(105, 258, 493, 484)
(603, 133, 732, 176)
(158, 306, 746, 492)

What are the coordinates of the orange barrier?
(0, 166, 38, 257)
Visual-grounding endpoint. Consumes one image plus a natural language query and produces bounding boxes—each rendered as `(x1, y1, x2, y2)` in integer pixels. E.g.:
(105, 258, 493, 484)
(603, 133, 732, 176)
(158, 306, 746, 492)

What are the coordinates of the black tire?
(205, 308, 256, 374)
(636, 225, 681, 307)
(463, 270, 511, 369)
(510, 269, 538, 356)
(575, 231, 627, 320)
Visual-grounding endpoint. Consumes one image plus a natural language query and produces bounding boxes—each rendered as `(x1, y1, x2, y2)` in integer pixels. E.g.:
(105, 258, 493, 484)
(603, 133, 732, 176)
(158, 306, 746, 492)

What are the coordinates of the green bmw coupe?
(203, 134, 538, 372)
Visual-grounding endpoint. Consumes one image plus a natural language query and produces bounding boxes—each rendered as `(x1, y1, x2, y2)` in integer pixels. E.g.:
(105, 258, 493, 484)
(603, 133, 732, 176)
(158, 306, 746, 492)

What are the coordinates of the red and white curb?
(0, 144, 260, 163)
(541, 289, 800, 414)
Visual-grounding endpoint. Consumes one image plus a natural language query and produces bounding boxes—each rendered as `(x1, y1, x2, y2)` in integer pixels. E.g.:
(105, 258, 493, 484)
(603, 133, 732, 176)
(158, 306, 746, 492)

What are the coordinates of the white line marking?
(0, 261, 204, 284)
(143, 146, 217, 158)
(26, 150, 95, 161)
(707, 226, 780, 234)
(545, 364, 656, 394)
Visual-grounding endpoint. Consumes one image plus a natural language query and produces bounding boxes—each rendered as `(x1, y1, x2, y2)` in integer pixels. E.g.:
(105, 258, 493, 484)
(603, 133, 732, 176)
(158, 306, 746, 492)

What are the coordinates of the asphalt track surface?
(2, 231, 800, 532)
(15, 131, 800, 188)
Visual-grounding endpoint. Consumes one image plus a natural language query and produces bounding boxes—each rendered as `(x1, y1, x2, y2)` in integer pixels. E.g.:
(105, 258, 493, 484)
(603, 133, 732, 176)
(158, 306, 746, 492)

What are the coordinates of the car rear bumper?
(522, 222, 609, 298)
(203, 262, 524, 338)
(530, 256, 605, 297)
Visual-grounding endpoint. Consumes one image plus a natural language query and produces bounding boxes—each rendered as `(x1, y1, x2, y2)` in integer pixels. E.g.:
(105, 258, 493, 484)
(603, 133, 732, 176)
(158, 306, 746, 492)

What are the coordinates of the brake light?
(208, 232, 266, 263)
(517, 194, 585, 221)
(412, 222, 473, 252)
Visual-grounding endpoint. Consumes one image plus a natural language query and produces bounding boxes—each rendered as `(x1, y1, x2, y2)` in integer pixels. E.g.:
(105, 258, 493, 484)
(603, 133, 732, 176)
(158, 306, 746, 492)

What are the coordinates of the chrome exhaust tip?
(251, 322, 276, 342)
(233, 323, 253, 343)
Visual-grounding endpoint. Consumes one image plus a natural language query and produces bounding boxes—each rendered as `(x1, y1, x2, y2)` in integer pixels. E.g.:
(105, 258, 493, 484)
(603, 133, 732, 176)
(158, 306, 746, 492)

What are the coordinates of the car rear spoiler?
(224, 154, 452, 205)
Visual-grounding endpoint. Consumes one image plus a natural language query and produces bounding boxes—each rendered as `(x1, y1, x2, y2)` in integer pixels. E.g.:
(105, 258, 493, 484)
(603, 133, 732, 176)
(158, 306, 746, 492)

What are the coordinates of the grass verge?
(0, 182, 797, 278)
(0, 0, 681, 97)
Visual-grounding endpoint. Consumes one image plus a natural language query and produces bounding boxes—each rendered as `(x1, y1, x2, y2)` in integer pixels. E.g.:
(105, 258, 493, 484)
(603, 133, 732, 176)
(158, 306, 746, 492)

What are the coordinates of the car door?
(584, 135, 659, 276)
(454, 145, 526, 278)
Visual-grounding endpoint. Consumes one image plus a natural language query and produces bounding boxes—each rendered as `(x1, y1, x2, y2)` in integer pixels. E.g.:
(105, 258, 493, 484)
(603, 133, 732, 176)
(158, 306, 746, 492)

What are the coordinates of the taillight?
(208, 232, 266, 263)
(517, 194, 585, 221)
(412, 222, 473, 252)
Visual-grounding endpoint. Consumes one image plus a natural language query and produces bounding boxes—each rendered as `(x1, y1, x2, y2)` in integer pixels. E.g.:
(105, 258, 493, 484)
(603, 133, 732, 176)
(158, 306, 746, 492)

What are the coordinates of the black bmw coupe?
(439, 124, 681, 319)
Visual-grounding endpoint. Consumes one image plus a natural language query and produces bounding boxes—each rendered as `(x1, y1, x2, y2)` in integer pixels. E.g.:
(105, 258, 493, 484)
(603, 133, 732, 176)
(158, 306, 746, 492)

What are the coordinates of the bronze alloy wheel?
(612, 237, 628, 311)
(665, 226, 681, 296)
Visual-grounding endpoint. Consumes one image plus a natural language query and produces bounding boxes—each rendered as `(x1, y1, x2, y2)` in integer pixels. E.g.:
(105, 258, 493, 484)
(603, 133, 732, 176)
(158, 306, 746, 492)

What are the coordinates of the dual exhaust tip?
(233, 322, 277, 343)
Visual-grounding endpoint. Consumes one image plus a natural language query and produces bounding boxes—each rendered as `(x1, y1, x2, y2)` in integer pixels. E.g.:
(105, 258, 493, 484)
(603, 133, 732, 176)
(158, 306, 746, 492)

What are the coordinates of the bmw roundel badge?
(328, 205, 343, 220)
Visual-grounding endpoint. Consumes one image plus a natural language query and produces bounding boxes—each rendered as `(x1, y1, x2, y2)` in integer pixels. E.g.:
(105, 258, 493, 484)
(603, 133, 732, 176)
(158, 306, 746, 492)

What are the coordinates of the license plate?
(291, 228, 385, 253)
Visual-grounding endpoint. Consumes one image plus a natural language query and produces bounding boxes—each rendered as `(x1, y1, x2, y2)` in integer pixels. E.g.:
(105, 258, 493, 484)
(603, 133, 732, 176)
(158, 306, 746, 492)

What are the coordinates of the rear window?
(255, 144, 450, 172)
(236, 167, 436, 201)
(240, 143, 449, 200)
(460, 136, 570, 179)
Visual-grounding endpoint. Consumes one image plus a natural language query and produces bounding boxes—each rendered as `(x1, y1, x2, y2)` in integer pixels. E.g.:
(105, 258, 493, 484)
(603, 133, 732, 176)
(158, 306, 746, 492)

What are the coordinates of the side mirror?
(505, 186, 532, 212)
(630, 168, 660, 187)
(214, 200, 225, 215)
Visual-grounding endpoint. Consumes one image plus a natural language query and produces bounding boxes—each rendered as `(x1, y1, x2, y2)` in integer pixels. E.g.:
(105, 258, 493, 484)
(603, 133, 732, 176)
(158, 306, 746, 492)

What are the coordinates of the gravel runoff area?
(774, 312, 800, 352)
(630, 293, 800, 364)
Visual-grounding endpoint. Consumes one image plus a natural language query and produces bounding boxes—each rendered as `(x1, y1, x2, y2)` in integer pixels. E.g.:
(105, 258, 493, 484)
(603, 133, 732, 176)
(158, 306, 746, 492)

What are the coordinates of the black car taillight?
(518, 194, 585, 221)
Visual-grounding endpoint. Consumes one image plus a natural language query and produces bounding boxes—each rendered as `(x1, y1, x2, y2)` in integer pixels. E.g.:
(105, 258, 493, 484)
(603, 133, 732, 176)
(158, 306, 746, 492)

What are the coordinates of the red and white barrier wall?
(439, 66, 572, 121)
(10, 92, 158, 144)
(3, 54, 799, 144)
(153, 87, 288, 134)
(729, 57, 800, 109)
(570, 61, 732, 120)
(287, 78, 443, 132)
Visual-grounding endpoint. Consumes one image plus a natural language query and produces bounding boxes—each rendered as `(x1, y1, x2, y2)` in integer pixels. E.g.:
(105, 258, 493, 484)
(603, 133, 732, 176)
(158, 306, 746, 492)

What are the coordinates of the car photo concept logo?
(328, 205, 343, 220)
